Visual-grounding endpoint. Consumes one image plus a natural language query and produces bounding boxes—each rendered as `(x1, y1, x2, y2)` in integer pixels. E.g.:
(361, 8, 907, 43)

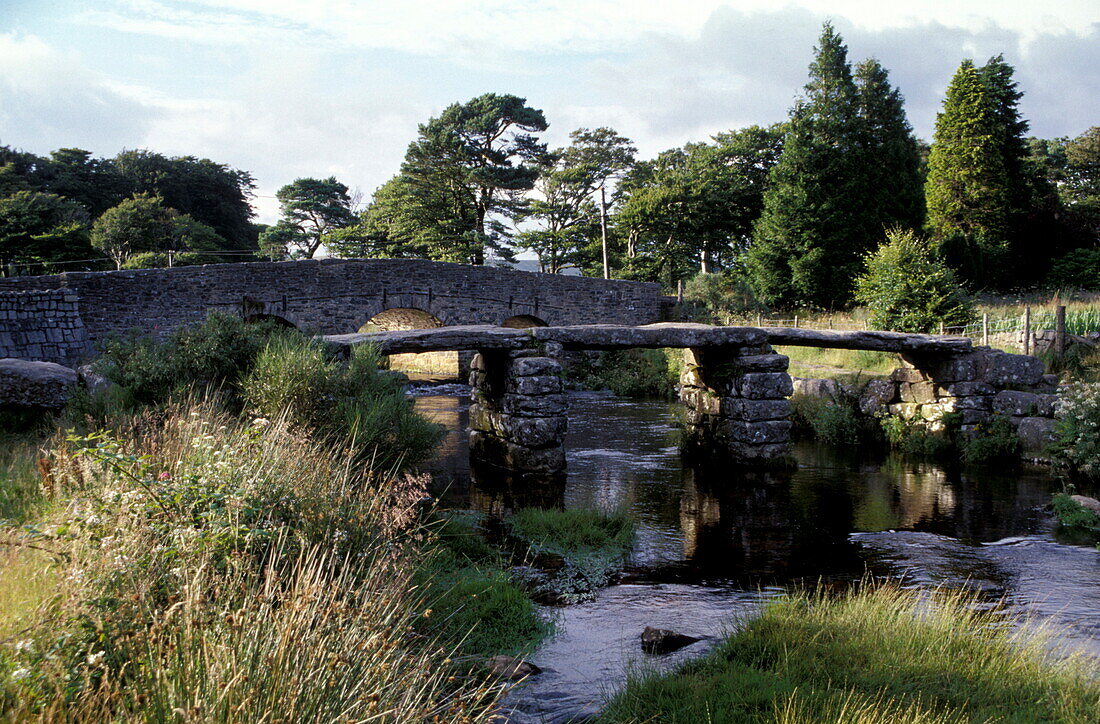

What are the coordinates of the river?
(413, 388, 1100, 724)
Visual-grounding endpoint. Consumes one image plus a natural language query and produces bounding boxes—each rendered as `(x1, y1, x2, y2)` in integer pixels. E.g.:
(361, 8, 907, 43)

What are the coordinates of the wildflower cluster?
(1053, 381, 1100, 476)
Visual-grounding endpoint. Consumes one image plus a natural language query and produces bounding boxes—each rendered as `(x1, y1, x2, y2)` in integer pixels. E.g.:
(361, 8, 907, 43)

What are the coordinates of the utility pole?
(599, 185, 610, 280)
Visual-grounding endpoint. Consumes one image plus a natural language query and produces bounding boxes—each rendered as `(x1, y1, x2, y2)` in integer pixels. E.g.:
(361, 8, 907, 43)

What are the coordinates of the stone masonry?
(468, 341, 568, 476)
(679, 344, 794, 463)
(0, 290, 88, 366)
(0, 259, 663, 363)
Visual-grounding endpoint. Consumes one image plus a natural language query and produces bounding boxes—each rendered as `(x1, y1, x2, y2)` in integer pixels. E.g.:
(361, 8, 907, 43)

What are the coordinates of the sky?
(1, 1, 1098, 224)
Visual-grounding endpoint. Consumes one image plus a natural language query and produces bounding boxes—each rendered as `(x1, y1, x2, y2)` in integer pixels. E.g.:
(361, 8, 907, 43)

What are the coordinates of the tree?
(855, 228, 974, 333)
(1063, 127, 1100, 242)
(43, 148, 128, 218)
(91, 194, 220, 269)
(748, 23, 874, 308)
(401, 93, 548, 264)
(262, 177, 356, 259)
(520, 127, 636, 274)
(0, 190, 93, 271)
(925, 59, 1013, 285)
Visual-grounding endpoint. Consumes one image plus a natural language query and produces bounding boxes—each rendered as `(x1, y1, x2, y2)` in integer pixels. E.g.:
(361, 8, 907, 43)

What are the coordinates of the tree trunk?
(600, 185, 610, 279)
(700, 248, 710, 274)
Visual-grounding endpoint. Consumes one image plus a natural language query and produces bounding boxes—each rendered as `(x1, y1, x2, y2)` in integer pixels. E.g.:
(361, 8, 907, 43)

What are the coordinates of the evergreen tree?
(748, 23, 869, 308)
(925, 59, 1012, 286)
(855, 58, 924, 231)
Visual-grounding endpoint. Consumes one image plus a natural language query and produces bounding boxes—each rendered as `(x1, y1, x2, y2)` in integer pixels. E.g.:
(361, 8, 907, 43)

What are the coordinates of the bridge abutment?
(679, 345, 795, 463)
(468, 342, 568, 477)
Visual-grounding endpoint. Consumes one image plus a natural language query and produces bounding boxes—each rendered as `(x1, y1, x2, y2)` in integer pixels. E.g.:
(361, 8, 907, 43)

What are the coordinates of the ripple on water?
(499, 584, 773, 724)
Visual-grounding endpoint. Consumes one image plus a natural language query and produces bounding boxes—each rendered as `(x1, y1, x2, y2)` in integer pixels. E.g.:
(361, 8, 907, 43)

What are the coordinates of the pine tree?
(749, 23, 881, 308)
(925, 60, 1012, 285)
(855, 58, 924, 231)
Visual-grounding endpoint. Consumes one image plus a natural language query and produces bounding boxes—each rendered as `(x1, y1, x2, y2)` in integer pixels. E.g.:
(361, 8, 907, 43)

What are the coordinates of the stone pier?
(679, 344, 794, 463)
(468, 341, 568, 476)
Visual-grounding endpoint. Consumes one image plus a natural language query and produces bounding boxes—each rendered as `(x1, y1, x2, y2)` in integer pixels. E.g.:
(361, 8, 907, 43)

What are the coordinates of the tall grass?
(0, 406, 503, 721)
(600, 583, 1100, 723)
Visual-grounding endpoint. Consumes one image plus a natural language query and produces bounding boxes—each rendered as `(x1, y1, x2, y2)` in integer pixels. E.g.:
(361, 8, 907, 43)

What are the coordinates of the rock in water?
(640, 626, 702, 655)
(485, 655, 541, 680)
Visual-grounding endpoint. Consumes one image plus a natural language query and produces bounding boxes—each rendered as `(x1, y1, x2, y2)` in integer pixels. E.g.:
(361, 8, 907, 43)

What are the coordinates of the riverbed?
(413, 389, 1100, 723)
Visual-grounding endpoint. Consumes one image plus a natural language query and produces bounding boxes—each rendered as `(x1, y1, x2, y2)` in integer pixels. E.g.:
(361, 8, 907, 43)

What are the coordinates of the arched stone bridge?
(325, 323, 1057, 473)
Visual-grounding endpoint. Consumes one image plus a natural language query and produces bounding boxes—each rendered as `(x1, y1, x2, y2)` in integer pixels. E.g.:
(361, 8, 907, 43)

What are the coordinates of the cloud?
(0, 33, 155, 154)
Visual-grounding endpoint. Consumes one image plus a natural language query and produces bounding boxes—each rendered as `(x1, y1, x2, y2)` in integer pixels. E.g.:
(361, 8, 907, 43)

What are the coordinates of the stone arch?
(359, 307, 459, 377)
(244, 312, 298, 329)
(501, 314, 548, 329)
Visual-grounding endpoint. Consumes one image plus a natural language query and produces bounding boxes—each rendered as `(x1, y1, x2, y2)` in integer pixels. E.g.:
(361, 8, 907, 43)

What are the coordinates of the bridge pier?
(679, 344, 794, 464)
(468, 341, 568, 477)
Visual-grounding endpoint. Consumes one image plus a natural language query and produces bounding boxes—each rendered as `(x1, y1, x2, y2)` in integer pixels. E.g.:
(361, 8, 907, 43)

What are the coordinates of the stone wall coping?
(765, 327, 973, 353)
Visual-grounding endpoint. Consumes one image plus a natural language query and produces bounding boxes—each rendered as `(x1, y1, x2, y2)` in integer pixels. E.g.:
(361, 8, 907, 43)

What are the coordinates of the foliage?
(0, 190, 94, 270)
(790, 393, 866, 447)
(91, 311, 289, 410)
(120, 250, 205, 269)
(0, 434, 44, 524)
(90, 194, 223, 269)
(242, 336, 443, 470)
(681, 271, 762, 321)
(1047, 247, 1100, 290)
(615, 125, 782, 286)
(1051, 492, 1100, 535)
(1052, 381, 1100, 477)
(879, 415, 953, 457)
(960, 415, 1020, 465)
(260, 177, 356, 259)
(399, 93, 548, 265)
(600, 583, 1100, 723)
(0, 410, 503, 721)
(509, 507, 635, 604)
(749, 24, 922, 309)
(855, 228, 975, 333)
(567, 348, 679, 399)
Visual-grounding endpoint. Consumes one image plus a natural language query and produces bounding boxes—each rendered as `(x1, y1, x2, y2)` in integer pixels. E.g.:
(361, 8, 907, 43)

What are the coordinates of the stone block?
(890, 367, 928, 384)
(506, 375, 563, 396)
(981, 351, 1044, 387)
(792, 377, 845, 399)
(727, 399, 791, 421)
(1016, 417, 1057, 456)
(888, 402, 921, 420)
(0, 358, 78, 409)
(739, 372, 793, 400)
(510, 357, 560, 377)
(499, 392, 568, 417)
(469, 430, 566, 474)
(940, 395, 991, 412)
(899, 381, 937, 404)
(992, 390, 1041, 417)
(680, 366, 706, 389)
(680, 387, 722, 415)
(731, 353, 789, 372)
(727, 441, 792, 461)
(935, 381, 995, 397)
(727, 420, 792, 445)
(859, 378, 897, 415)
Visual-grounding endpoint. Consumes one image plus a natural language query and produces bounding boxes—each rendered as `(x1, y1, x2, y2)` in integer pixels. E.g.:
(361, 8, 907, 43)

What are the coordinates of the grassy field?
(600, 583, 1100, 723)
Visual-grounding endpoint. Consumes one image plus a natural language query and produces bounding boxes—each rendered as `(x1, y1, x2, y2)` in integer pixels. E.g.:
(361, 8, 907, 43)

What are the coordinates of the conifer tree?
(925, 60, 1012, 285)
(749, 24, 919, 309)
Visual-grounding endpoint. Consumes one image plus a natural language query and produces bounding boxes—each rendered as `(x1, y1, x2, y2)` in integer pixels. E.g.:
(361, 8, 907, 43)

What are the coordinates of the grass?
(599, 583, 1100, 723)
(0, 433, 46, 524)
(508, 508, 635, 604)
(777, 346, 898, 380)
(0, 407, 508, 721)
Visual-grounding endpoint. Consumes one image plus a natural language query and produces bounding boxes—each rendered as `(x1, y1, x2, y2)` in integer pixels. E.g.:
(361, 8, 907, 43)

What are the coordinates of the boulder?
(791, 377, 844, 399)
(993, 390, 1041, 417)
(640, 626, 702, 655)
(76, 364, 113, 396)
(485, 655, 541, 680)
(1070, 495, 1100, 515)
(0, 358, 79, 409)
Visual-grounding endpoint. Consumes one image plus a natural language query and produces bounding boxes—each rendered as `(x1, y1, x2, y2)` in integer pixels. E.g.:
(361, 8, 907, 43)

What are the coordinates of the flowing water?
(413, 388, 1100, 723)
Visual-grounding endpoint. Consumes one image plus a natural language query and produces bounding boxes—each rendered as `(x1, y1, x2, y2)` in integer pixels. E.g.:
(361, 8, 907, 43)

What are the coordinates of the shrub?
(1052, 492, 1100, 534)
(790, 394, 862, 446)
(961, 415, 1020, 465)
(1052, 381, 1100, 477)
(243, 336, 443, 470)
(879, 414, 952, 457)
(91, 311, 288, 410)
(855, 228, 975, 333)
(567, 348, 679, 399)
(682, 271, 761, 321)
(120, 251, 205, 269)
(1047, 247, 1100, 291)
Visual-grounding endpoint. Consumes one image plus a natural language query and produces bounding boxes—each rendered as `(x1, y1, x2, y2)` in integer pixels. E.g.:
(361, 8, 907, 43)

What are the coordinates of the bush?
(91, 311, 288, 410)
(120, 251, 205, 269)
(855, 228, 975, 333)
(879, 414, 953, 457)
(242, 336, 443, 470)
(1052, 492, 1100, 534)
(1047, 247, 1100, 290)
(1052, 381, 1100, 477)
(682, 272, 761, 321)
(790, 394, 862, 446)
(960, 415, 1020, 465)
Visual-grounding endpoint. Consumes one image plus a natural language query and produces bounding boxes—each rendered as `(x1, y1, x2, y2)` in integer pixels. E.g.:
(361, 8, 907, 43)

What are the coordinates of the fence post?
(793, 315, 799, 329)
(938, 320, 945, 335)
(1023, 306, 1032, 355)
(756, 312, 763, 327)
(1056, 304, 1066, 361)
(982, 313, 989, 347)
